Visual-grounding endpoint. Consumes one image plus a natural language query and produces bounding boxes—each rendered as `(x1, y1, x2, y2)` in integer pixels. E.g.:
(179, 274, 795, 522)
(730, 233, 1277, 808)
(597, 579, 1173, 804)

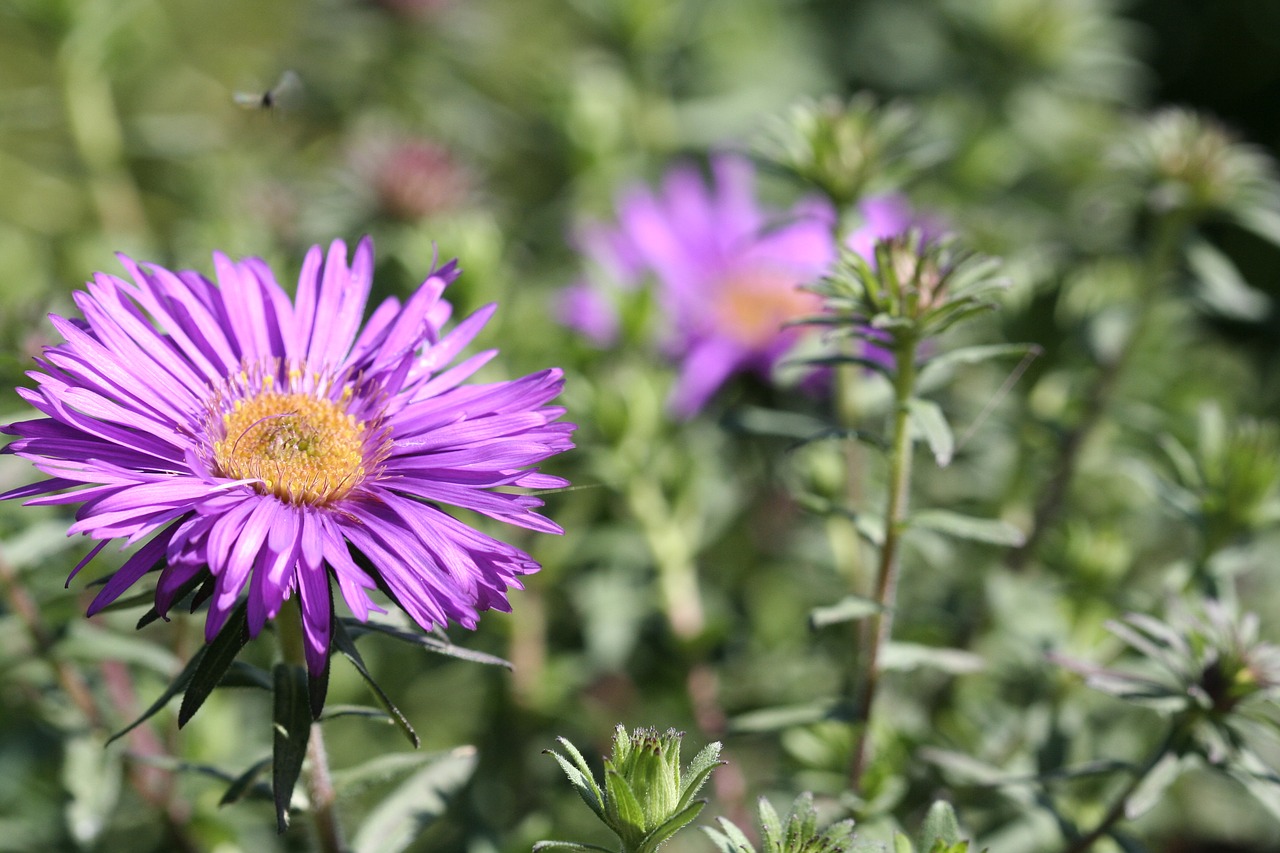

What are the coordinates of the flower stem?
(1008, 213, 1188, 571)
(628, 478, 704, 640)
(849, 334, 919, 791)
(1060, 727, 1178, 853)
(277, 599, 347, 853)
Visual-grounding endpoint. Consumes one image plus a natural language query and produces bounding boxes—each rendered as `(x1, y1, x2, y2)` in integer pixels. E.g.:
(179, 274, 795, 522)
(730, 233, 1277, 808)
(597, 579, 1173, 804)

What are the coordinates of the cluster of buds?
(1110, 108, 1280, 223)
(538, 725, 723, 853)
(1149, 404, 1280, 562)
(1059, 601, 1280, 765)
(704, 793, 856, 853)
(804, 232, 1007, 367)
(761, 95, 926, 208)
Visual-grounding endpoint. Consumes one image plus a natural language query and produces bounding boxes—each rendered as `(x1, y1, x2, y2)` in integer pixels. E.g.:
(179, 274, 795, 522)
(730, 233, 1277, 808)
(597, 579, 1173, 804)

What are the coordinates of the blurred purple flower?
(562, 155, 835, 416)
(562, 155, 940, 407)
(1, 238, 573, 680)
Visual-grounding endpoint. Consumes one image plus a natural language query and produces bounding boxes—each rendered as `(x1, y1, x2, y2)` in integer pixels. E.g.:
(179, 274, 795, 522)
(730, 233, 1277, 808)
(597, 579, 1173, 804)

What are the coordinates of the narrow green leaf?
(704, 817, 757, 853)
(532, 842, 617, 853)
(908, 398, 954, 466)
(909, 510, 1025, 546)
(219, 755, 273, 806)
(58, 621, 179, 674)
(758, 796, 783, 852)
(916, 801, 962, 850)
(178, 603, 250, 727)
(789, 353, 896, 378)
(63, 734, 122, 845)
(352, 746, 478, 853)
(332, 619, 419, 748)
(1234, 205, 1280, 250)
(917, 344, 1040, 387)
(546, 749, 606, 820)
(342, 619, 511, 668)
(729, 698, 848, 732)
(1124, 751, 1184, 820)
(809, 594, 885, 629)
(1187, 238, 1270, 320)
(881, 642, 984, 674)
(106, 645, 206, 746)
(319, 704, 393, 723)
(894, 832, 915, 853)
(638, 800, 706, 853)
(605, 769, 647, 847)
(271, 663, 311, 833)
(218, 661, 273, 690)
(332, 751, 452, 797)
(681, 742, 723, 801)
(675, 755, 723, 811)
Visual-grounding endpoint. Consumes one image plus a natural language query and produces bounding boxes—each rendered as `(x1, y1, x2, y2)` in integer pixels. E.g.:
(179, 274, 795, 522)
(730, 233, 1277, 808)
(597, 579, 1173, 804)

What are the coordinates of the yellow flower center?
(714, 268, 816, 348)
(213, 390, 367, 506)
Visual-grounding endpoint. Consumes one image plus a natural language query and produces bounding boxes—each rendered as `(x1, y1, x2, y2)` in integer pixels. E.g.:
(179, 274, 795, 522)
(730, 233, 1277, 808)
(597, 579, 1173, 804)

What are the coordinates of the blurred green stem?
(58, 14, 150, 238)
(1060, 726, 1178, 853)
(850, 332, 919, 791)
(277, 600, 346, 853)
(1009, 213, 1188, 570)
(628, 478, 704, 640)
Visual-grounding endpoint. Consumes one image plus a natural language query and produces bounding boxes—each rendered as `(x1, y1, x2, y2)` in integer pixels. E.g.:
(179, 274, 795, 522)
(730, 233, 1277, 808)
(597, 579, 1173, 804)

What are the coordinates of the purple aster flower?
(1, 238, 573, 681)
(561, 154, 836, 417)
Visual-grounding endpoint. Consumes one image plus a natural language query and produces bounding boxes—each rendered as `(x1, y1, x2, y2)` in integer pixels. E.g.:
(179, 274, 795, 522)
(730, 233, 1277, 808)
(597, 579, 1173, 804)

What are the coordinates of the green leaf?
(1234, 205, 1280, 249)
(908, 398, 954, 466)
(909, 510, 1025, 546)
(545, 748, 607, 821)
(62, 734, 122, 845)
(106, 645, 205, 746)
(218, 661, 273, 690)
(332, 750, 457, 797)
(352, 746, 478, 853)
(332, 619, 419, 748)
(319, 704, 394, 723)
(894, 832, 915, 853)
(58, 620, 179, 674)
(638, 800, 706, 853)
(342, 618, 511, 668)
(532, 843, 617, 853)
(1124, 751, 1184, 820)
(675, 749, 723, 812)
(729, 698, 850, 732)
(916, 801, 962, 850)
(917, 343, 1040, 387)
(809, 594, 885, 630)
(789, 353, 896, 379)
(605, 768, 647, 847)
(271, 663, 311, 833)
(1187, 238, 1270, 320)
(881, 642, 985, 674)
(219, 755, 273, 806)
(703, 817, 756, 853)
(758, 796, 783, 851)
(178, 603, 250, 727)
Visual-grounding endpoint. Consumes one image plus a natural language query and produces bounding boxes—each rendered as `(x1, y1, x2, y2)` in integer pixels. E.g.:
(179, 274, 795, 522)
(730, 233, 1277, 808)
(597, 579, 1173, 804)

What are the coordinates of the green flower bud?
(539, 725, 724, 853)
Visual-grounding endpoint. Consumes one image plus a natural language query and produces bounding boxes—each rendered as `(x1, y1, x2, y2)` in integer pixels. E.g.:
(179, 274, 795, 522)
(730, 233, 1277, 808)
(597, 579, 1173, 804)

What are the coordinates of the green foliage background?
(2, 1, 1280, 851)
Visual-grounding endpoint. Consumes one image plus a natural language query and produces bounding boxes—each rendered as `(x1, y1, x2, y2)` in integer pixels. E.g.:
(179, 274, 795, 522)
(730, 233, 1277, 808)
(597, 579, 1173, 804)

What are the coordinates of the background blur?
(3, 1, 1280, 851)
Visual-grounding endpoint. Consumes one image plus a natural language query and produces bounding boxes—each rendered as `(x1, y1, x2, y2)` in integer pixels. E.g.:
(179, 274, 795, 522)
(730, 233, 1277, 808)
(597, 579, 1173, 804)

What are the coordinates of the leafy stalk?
(1060, 727, 1179, 853)
(850, 329, 921, 791)
(277, 599, 345, 852)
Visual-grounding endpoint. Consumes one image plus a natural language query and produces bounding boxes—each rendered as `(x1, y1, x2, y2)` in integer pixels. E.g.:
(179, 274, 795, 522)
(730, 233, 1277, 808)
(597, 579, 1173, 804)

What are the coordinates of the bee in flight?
(233, 70, 303, 112)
